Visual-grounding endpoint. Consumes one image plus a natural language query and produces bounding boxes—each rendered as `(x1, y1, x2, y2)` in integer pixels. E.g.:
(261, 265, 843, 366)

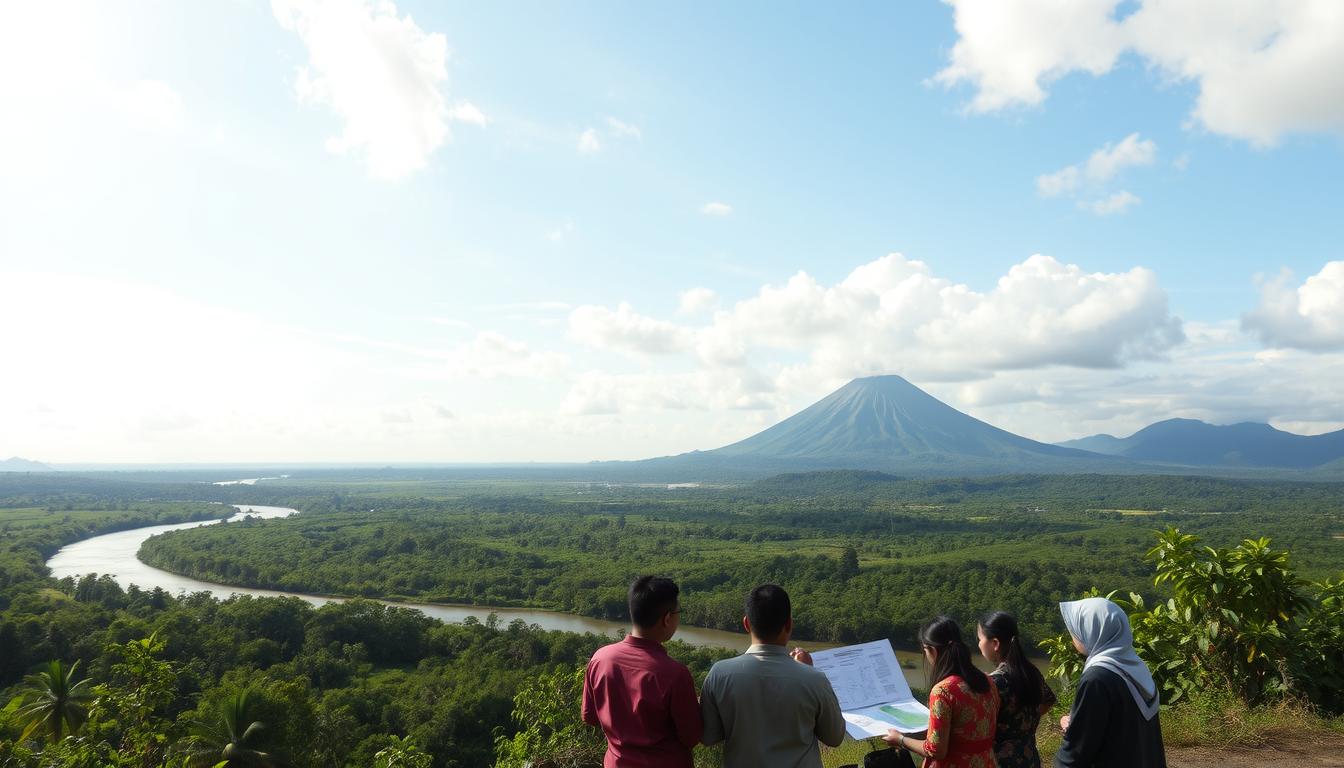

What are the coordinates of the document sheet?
(810, 639, 931, 739)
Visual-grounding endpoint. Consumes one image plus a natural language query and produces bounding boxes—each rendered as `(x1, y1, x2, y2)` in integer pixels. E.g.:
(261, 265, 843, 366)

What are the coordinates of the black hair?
(745, 584, 791, 639)
(628, 576, 679, 629)
(920, 615, 989, 694)
(979, 611, 1046, 709)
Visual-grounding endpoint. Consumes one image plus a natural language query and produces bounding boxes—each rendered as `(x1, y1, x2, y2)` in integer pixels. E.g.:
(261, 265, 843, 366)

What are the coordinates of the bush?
(1043, 528, 1344, 713)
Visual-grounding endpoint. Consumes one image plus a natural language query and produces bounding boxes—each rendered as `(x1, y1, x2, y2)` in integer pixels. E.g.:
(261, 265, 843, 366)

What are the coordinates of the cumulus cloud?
(447, 101, 487, 126)
(568, 253, 1184, 389)
(1243, 262, 1344, 350)
(605, 116, 641, 139)
(678, 287, 719, 315)
(701, 202, 733, 217)
(934, 0, 1127, 112)
(577, 128, 601, 154)
(272, 0, 452, 179)
(1037, 133, 1155, 202)
(755, 253, 1184, 376)
(1080, 190, 1141, 215)
(956, 325, 1344, 444)
(569, 302, 694, 355)
(935, 0, 1344, 145)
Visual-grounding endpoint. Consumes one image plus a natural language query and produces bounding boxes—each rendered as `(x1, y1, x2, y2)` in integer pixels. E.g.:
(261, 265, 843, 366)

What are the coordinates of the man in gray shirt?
(700, 584, 846, 767)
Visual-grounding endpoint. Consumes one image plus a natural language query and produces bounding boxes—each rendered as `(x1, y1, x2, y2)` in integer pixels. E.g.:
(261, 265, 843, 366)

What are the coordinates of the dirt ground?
(1167, 734, 1344, 767)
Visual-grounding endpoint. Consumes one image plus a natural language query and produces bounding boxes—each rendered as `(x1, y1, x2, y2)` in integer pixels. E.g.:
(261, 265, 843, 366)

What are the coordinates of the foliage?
(1042, 528, 1344, 712)
(373, 737, 433, 768)
(185, 690, 275, 768)
(493, 665, 604, 768)
(15, 661, 93, 744)
(2, 472, 1343, 766)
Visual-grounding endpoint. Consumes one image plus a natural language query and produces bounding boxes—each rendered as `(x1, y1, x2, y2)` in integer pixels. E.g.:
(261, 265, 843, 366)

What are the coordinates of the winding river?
(45, 504, 943, 679)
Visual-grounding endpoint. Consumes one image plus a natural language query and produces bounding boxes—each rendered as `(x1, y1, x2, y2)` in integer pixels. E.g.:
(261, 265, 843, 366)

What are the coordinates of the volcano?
(627, 375, 1123, 477)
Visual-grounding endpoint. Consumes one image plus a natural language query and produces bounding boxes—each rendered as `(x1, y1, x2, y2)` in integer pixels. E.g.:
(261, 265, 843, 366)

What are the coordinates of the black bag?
(862, 746, 917, 768)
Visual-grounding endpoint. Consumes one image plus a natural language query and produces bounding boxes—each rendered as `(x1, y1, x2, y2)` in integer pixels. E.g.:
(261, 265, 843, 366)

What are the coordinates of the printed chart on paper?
(811, 639, 931, 739)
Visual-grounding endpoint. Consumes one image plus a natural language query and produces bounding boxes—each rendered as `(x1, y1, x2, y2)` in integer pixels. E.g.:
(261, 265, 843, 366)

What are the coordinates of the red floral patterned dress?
(918, 674, 1000, 768)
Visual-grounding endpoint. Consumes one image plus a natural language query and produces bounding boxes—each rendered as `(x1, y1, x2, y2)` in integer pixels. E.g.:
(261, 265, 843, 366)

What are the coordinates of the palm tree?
(186, 690, 277, 767)
(16, 659, 94, 744)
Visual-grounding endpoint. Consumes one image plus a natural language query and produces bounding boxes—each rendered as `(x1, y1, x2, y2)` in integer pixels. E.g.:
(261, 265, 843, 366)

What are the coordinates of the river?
(45, 504, 962, 683)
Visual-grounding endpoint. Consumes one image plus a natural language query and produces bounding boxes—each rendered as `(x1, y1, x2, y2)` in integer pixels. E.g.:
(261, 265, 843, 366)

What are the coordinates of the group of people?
(581, 577, 1166, 768)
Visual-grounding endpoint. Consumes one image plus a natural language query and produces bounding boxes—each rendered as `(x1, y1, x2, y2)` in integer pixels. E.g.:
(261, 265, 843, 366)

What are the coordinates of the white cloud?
(678, 287, 719, 315)
(448, 101, 487, 126)
(567, 252, 1184, 394)
(272, 0, 451, 179)
(935, 0, 1344, 145)
(1080, 190, 1141, 215)
(605, 116, 641, 140)
(958, 326, 1344, 444)
(568, 302, 694, 355)
(1243, 262, 1344, 350)
(577, 128, 601, 154)
(445, 332, 567, 378)
(737, 253, 1184, 376)
(700, 202, 734, 217)
(934, 0, 1127, 113)
(1037, 133, 1156, 197)
(112, 80, 185, 136)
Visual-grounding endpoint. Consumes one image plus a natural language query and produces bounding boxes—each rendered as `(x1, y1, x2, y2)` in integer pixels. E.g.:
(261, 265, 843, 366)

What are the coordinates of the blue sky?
(2, 0, 1342, 463)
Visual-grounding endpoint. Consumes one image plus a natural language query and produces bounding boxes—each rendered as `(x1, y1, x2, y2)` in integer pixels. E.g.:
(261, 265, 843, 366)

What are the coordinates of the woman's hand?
(881, 728, 903, 747)
(1060, 714, 1071, 732)
(789, 647, 814, 666)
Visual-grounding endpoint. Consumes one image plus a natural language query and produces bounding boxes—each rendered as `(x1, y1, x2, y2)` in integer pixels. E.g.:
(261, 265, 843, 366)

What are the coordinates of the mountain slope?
(1057, 418, 1344, 469)
(711, 375, 1092, 461)
(616, 375, 1128, 478)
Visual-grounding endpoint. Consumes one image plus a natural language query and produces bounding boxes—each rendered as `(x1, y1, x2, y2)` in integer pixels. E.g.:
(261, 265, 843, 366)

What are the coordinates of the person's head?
(919, 615, 989, 693)
(743, 584, 792, 644)
(1059, 597, 1161, 720)
(1059, 597, 1132, 659)
(978, 611, 1045, 708)
(628, 576, 680, 642)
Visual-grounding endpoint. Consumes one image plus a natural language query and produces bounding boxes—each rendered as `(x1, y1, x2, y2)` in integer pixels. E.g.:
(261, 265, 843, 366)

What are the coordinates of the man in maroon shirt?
(582, 576, 703, 768)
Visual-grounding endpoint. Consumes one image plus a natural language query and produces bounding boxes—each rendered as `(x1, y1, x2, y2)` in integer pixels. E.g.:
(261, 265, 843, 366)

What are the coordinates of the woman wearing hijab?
(1053, 597, 1166, 768)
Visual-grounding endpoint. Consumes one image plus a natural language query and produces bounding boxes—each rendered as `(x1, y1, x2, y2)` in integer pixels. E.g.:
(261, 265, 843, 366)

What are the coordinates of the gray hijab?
(1060, 597, 1160, 720)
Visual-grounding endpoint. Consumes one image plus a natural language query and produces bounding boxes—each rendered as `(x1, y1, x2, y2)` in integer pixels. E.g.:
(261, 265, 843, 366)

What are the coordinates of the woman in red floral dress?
(882, 616, 1000, 768)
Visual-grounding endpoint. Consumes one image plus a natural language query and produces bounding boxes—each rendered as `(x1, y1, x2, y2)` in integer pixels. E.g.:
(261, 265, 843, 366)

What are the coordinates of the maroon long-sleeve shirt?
(582, 635, 703, 768)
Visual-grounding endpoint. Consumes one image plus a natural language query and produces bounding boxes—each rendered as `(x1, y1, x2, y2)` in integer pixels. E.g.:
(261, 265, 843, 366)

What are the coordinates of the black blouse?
(1054, 666, 1166, 768)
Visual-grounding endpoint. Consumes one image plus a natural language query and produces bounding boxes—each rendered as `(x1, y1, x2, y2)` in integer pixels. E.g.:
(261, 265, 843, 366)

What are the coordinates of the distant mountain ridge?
(1058, 418, 1344, 469)
(0, 456, 53, 472)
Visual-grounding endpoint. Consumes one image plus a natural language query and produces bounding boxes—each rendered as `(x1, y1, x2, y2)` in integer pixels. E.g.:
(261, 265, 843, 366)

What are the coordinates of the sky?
(2, 0, 1343, 464)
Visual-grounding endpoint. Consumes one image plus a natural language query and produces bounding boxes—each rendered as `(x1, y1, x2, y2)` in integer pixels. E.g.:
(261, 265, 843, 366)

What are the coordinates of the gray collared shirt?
(700, 643, 846, 768)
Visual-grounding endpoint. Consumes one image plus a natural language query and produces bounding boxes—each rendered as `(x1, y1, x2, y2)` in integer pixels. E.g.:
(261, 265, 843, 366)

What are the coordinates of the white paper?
(810, 639, 930, 739)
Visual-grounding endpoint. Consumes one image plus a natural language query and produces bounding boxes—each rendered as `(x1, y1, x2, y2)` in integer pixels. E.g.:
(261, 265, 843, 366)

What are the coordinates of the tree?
(493, 665, 604, 768)
(373, 736, 432, 768)
(186, 690, 276, 768)
(15, 660, 93, 744)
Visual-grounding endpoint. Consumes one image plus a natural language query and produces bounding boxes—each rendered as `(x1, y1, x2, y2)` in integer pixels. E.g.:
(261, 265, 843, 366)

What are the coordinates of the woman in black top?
(977, 611, 1056, 768)
(1053, 597, 1166, 768)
